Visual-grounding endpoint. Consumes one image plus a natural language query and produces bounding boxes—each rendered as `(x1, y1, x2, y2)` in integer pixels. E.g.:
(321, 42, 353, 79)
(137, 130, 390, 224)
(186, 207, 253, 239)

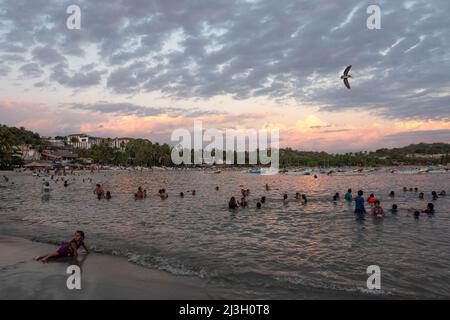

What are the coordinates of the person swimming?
(265, 184, 270, 191)
(423, 203, 435, 215)
(432, 191, 438, 201)
(334, 192, 340, 200)
(160, 188, 168, 199)
(64, 180, 68, 187)
(192, 189, 196, 196)
(239, 197, 248, 207)
(354, 190, 366, 214)
(389, 204, 398, 214)
(389, 191, 395, 197)
(403, 187, 408, 192)
(106, 191, 112, 200)
(261, 196, 266, 204)
(301, 194, 307, 204)
(215, 186, 219, 191)
(283, 194, 288, 204)
(228, 197, 239, 209)
(256, 202, 262, 209)
(295, 192, 301, 200)
(344, 189, 352, 202)
(408, 203, 435, 216)
(35, 230, 89, 263)
(371, 200, 385, 217)
(180, 192, 184, 197)
(419, 192, 425, 200)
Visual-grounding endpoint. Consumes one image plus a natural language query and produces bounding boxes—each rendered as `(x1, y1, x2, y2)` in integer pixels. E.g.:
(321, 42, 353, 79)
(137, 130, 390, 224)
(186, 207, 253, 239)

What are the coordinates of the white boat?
(286, 169, 313, 175)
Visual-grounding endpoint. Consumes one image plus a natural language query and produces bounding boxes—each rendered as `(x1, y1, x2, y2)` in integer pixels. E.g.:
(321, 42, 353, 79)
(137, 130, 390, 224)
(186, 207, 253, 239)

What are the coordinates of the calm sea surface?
(1, 170, 449, 299)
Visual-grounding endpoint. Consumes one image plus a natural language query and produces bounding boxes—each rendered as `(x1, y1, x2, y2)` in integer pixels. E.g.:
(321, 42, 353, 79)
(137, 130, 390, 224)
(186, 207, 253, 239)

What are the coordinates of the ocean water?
(1, 170, 449, 299)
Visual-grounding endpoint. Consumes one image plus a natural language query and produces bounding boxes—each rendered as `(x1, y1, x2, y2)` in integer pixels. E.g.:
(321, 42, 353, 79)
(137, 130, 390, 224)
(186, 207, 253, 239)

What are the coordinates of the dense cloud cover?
(0, 0, 449, 139)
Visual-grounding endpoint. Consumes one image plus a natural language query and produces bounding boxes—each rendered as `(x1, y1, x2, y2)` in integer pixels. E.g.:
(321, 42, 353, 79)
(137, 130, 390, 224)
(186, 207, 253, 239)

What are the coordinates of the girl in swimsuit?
(35, 231, 89, 263)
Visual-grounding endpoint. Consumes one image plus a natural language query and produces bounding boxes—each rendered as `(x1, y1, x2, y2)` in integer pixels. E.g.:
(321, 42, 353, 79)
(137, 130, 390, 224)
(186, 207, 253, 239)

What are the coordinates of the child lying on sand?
(35, 231, 89, 263)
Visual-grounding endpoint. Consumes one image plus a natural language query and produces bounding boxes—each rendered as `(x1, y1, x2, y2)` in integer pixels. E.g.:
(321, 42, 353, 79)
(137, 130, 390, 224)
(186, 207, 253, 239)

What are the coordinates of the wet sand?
(0, 235, 230, 299)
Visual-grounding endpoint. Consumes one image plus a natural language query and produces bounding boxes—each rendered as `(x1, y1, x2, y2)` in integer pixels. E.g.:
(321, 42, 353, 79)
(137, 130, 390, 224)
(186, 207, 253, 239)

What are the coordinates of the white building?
(15, 145, 41, 161)
(110, 137, 134, 150)
(66, 134, 134, 150)
(66, 134, 104, 149)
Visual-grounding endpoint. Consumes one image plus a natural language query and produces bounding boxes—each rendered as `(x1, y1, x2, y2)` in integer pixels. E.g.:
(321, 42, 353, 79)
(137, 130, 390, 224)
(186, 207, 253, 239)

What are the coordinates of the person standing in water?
(94, 184, 105, 199)
(135, 186, 145, 199)
(344, 189, 352, 202)
(42, 181, 51, 200)
(228, 197, 239, 209)
(371, 200, 385, 217)
(367, 193, 376, 205)
(354, 190, 366, 214)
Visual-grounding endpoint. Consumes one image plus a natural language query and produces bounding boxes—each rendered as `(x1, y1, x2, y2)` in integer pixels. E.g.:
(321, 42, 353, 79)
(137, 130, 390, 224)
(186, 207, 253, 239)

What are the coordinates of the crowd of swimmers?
(228, 186, 308, 210)
(227, 184, 445, 219)
(32, 174, 446, 219)
(94, 184, 112, 200)
(343, 188, 442, 218)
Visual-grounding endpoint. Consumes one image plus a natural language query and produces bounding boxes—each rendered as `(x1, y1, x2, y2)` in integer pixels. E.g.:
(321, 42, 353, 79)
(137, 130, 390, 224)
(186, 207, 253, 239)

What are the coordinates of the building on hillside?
(41, 150, 62, 161)
(406, 153, 446, 159)
(110, 137, 135, 150)
(45, 138, 66, 148)
(66, 134, 134, 150)
(66, 134, 105, 149)
(56, 150, 79, 161)
(41, 150, 78, 162)
(14, 145, 41, 161)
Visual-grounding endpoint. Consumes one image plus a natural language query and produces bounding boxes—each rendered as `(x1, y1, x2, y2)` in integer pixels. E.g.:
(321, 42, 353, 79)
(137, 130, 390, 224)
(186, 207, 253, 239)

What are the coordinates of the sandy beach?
(0, 235, 233, 300)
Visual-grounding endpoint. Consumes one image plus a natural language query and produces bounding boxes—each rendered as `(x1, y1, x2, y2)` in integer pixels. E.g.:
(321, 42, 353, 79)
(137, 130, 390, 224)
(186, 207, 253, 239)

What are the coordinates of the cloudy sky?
(0, 0, 449, 153)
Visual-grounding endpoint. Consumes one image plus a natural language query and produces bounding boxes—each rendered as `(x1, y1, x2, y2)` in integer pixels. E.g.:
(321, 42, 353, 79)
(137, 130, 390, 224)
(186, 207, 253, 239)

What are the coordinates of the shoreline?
(0, 235, 234, 300)
(0, 234, 391, 300)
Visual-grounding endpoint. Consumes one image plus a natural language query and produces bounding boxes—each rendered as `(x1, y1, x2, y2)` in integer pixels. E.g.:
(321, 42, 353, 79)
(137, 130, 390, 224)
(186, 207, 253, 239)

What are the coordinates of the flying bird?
(341, 65, 352, 89)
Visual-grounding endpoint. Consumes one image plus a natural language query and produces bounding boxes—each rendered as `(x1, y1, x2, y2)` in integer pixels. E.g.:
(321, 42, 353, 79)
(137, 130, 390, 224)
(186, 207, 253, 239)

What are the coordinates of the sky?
(0, 0, 449, 153)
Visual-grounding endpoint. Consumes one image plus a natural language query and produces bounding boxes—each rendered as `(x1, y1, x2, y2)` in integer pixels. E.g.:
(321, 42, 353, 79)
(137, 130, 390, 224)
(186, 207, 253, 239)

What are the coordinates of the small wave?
(274, 275, 392, 297)
(126, 253, 210, 278)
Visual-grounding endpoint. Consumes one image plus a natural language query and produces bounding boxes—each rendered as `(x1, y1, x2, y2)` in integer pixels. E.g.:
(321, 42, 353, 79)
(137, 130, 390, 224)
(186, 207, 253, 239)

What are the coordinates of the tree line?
(1, 124, 449, 169)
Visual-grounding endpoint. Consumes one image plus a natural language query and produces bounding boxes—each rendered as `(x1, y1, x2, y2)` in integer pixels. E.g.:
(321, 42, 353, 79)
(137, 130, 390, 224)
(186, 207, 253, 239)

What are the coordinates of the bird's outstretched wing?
(344, 78, 351, 89)
(344, 65, 352, 76)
